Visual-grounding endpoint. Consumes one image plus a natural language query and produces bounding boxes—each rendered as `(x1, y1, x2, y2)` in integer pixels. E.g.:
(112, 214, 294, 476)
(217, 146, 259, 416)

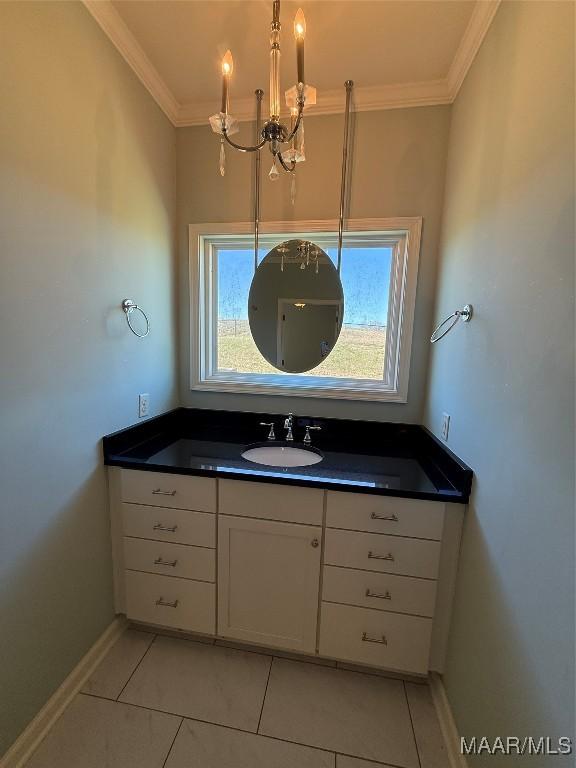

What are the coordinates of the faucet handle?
(303, 425, 321, 445)
(284, 412, 294, 429)
(259, 422, 276, 441)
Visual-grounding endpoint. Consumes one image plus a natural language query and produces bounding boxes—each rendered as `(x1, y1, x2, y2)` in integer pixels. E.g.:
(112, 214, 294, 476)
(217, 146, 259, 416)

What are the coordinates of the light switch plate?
(138, 393, 150, 418)
(440, 412, 450, 442)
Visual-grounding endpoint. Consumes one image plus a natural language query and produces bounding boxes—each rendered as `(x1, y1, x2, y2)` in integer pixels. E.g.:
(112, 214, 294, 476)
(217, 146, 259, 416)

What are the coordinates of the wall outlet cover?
(138, 393, 150, 418)
(440, 412, 450, 442)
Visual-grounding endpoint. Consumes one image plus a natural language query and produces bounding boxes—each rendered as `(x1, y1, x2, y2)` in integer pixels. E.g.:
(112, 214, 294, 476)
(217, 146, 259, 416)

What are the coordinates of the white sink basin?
(241, 445, 323, 468)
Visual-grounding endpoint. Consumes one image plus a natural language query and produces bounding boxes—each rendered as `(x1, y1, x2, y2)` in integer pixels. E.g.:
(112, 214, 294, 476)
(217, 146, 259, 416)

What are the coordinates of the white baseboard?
(0, 616, 127, 768)
(430, 672, 469, 768)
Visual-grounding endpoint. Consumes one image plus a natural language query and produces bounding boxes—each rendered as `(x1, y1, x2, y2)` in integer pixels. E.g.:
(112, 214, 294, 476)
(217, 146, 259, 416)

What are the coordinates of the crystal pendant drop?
(269, 158, 279, 181)
(291, 174, 296, 205)
(297, 118, 305, 159)
(219, 139, 226, 177)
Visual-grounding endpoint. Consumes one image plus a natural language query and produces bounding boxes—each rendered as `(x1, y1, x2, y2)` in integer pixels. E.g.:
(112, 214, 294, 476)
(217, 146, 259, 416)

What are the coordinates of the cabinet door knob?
(311, 538, 320, 548)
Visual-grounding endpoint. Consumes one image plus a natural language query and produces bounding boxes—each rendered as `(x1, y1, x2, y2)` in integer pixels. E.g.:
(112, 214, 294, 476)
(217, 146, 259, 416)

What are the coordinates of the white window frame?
(189, 217, 422, 402)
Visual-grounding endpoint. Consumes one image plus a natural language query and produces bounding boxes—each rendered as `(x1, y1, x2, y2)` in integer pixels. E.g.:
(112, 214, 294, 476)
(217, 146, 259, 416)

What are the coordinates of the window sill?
(191, 375, 408, 402)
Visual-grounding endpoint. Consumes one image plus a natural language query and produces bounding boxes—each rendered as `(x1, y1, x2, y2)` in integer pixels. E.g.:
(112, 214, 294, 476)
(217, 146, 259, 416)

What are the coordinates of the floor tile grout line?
(215, 639, 332, 667)
(335, 754, 400, 768)
(256, 656, 274, 734)
(131, 626, 426, 685)
(115, 632, 158, 702)
(130, 624, 216, 646)
(334, 662, 427, 685)
(77, 693, 403, 765)
(403, 681, 422, 768)
(161, 717, 184, 768)
(81, 691, 118, 703)
(218, 638, 424, 685)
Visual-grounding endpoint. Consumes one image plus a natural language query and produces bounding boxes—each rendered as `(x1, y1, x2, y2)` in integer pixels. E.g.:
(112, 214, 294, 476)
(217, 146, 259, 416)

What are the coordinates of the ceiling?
(83, 0, 501, 125)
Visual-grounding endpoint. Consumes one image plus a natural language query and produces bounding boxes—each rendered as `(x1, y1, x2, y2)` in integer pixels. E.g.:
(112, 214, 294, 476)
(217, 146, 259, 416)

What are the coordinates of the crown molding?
(176, 79, 451, 127)
(447, 0, 501, 98)
(83, 0, 500, 129)
(82, 0, 179, 123)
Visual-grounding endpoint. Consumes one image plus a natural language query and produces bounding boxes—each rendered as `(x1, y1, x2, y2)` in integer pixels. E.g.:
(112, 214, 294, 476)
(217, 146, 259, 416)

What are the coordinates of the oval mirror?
(248, 239, 344, 373)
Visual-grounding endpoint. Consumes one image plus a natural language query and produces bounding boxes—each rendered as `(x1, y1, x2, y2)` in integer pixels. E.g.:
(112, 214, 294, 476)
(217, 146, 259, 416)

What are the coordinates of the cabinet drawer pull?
(367, 551, 395, 561)
(152, 489, 177, 496)
(370, 512, 398, 522)
(156, 597, 179, 608)
(361, 632, 387, 645)
(365, 588, 392, 600)
(154, 557, 178, 567)
(153, 523, 178, 533)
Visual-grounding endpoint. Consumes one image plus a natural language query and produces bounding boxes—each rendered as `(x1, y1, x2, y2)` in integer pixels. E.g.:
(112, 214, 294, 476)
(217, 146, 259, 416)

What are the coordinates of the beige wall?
(177, 105, 451, 421)
(424, 1, 574, 761)
(0, 2, 177, 755)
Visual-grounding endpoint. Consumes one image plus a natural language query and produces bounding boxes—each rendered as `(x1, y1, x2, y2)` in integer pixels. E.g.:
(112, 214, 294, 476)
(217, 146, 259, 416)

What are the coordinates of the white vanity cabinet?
(108, 469, 464, 676)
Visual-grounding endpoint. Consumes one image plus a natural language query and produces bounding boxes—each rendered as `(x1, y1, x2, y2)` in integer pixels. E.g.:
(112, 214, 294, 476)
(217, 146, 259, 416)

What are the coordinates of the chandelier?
(209, 0, 316, 180)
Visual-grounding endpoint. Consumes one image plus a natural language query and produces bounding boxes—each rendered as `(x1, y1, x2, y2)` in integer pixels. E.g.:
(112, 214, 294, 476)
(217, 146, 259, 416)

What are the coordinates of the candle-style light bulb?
(294, 9, 306, 85)
(221, 49, 233, 114)
(294, 8, 306, 39)
(222, 49, 234, 76)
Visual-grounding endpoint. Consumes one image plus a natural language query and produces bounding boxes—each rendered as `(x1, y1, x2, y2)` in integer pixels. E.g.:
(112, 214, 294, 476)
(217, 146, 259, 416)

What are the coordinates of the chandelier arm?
(277, 151, 297, 173)
(222, 129, 267, 153)
(283, 101, 305, 144)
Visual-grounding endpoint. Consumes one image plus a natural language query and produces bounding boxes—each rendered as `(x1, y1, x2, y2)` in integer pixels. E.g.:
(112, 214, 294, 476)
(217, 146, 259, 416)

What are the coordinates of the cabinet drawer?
(123, 537, 215, 582)
(324, 529, 440, 579)
(219, 479, 323, 526)
(322, 566, 437, 618)
(125, 570, 215, 634)
(319, 602, 432, 674)
(326, 492, 444, 540)
(121, 503, 216, 547)
(120, 470, 216, 512)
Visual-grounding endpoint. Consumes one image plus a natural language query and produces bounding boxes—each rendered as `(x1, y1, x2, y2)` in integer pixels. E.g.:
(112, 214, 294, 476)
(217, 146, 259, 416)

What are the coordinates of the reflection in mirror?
(248, 239, 344, 373)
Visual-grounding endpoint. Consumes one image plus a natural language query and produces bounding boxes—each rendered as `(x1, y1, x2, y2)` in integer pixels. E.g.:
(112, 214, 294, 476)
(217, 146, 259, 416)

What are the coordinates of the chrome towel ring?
(430, 304, 472, 343)
(122, 299, 150, 338)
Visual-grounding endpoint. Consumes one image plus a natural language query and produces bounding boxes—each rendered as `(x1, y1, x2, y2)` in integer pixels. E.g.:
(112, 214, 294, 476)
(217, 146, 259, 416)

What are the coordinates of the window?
(189, 218, 421, 401)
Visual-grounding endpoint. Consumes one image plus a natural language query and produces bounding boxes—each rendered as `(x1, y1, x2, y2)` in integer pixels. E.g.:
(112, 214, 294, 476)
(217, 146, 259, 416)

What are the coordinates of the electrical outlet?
(138, 393, 150, 418)
(440, 412, 450, 442)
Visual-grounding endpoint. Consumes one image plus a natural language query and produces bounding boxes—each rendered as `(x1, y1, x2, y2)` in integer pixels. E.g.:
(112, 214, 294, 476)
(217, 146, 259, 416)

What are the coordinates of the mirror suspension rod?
(337, 80, 354, 274)
(254, 89, 264, 273)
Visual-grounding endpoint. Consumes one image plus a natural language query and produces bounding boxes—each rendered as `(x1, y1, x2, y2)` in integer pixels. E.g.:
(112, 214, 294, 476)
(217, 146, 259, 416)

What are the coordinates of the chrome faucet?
(259, 422, 276, 441)
(284, 413, 294, 441)
(303, 425, 322, 446)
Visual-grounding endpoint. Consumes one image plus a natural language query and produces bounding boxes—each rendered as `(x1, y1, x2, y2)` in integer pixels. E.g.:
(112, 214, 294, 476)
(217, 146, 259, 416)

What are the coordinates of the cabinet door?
(218, 515, 322, 653)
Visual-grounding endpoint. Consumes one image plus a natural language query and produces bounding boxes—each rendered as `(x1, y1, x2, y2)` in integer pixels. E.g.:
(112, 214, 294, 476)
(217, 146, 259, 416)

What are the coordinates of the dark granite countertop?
(102, 408, 472, 503)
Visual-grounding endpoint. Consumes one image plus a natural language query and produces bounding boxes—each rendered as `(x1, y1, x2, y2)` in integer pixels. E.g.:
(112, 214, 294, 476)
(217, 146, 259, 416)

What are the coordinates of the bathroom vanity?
(103, 408, 472, 676)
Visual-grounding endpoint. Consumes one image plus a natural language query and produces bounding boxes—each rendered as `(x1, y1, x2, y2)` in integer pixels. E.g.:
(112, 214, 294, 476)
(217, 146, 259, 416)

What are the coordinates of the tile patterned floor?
(25, 629, 448, 768)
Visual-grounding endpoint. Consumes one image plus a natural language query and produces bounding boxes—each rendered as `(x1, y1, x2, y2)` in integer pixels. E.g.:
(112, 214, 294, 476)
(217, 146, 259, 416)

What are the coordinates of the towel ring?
(122, 299, 150, 338)
(430, 304, 472, 343)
